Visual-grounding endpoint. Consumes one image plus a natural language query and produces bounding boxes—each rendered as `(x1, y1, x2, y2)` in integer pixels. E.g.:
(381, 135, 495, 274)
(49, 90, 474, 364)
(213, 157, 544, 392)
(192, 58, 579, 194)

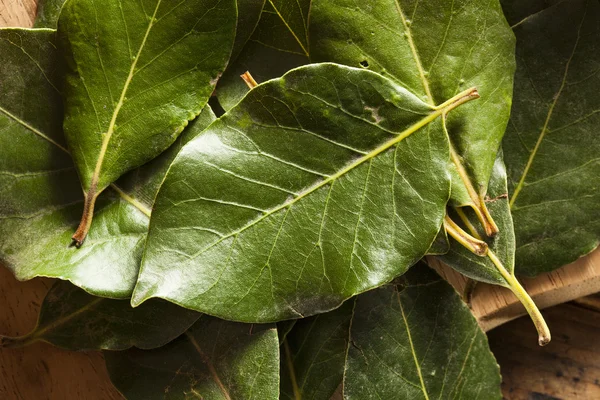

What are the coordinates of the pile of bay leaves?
(1, 0, 598, 398)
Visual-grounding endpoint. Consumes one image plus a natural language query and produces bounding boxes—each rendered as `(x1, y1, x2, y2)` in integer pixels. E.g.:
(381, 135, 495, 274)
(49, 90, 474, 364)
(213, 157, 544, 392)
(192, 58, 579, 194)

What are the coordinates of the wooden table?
(2, 1, 600, 399)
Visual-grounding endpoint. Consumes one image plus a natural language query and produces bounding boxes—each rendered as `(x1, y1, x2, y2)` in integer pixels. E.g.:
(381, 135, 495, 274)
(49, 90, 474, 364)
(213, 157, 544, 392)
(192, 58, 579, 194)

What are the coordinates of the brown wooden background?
(1, 0, 600, 398)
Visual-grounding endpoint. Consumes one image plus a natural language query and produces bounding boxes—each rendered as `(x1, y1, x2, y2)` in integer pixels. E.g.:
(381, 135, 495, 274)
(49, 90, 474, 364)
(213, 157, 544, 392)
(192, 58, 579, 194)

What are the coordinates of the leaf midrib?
(509, 6, 586, 208)
(0, 101, 151, 216)
(393, 0, 434, 105)
(188, 101, 448, 260)
(185, 330, 233, 400)
(267, 0, 309, 57)
(88, 0, 163, 193)
(397, 290, 430, 400)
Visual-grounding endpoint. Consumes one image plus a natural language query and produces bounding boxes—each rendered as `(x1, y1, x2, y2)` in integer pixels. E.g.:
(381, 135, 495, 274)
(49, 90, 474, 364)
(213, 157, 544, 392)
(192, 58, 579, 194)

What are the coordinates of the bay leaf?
(344, 264, 502, 399)
(133, 63, 483, 322)
(309, 0, 516, 236)
(0, 27, 215, 297)
(230, 0, 267, 64)
(0, 281, 199, 351)
(501, 0, 600, 275)
(280, 301, 352, 400)
(216, 0, 311, 110)
(105, 317, 279, 400)
(57, 0, 237, 245)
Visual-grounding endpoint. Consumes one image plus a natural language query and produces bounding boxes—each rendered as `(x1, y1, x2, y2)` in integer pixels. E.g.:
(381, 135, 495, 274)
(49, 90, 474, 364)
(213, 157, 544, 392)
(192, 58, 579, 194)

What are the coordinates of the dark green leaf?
(230, 0, 267, 64)
(105, 317, 279, 400)
(0, 27, 215, 297)
(57, 0, 237, 244)
(309, 0, 516, 234)
(133, 63, 476, 322)
(0, 281, 199, 351)
(344, 264, 502, 399)
(34, 0, 67, 28)
(502, 0, 600, 275)
(280, 301, 352, 400)
(216, 0, 311, 110)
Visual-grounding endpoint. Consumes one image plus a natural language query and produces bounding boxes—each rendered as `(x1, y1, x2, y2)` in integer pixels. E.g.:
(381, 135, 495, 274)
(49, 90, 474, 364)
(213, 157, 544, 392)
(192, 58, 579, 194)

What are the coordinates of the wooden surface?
(0, 268, 123, 400)
(489, 294, 600, 399)
(2, 0, 600, 399)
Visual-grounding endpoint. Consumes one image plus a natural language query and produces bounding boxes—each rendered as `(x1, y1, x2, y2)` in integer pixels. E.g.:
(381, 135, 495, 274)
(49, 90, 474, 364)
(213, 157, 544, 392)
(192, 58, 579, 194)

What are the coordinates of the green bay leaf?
(105, 317, 280, 400)
(0, 27, 215, 297)
(58, 0, 237, 245)
(280, 301, 352, 400)
(216, 0, 311, 110)
(502, 0, 600, 275)
(309, 0, 516, 235)
(0, 280, 200, 351)
(132, 63, 485, 322)
(344, 264, 502, 399)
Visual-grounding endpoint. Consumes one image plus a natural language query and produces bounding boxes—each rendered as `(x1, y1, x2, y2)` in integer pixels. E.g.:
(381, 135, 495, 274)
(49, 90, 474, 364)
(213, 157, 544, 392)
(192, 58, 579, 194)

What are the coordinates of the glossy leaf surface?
(0, 27, 216, 297)
(58, 0, 236, 243)
(216, 0, 310, 110)
(502, 0, 600, 275)
(344, 265, 502, 399)
(105, 317, 279, 400)
(309, 0, 515, 215)
(0, 281, 200, 351)
(280, 301, 352, 399)
(134, 63, 463, 322)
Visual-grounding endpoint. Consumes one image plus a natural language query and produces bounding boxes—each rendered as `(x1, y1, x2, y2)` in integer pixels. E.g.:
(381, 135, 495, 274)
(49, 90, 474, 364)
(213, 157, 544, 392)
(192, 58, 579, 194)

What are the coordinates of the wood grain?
(489, 294, 600, 399)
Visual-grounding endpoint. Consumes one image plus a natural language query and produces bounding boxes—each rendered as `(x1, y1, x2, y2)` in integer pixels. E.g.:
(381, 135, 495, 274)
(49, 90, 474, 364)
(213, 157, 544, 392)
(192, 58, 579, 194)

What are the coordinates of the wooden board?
(2, 0, 600, 399)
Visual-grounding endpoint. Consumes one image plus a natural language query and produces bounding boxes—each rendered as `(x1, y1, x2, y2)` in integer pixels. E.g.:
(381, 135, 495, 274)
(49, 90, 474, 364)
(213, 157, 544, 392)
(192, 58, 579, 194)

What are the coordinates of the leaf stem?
(240, 71, 258, 89)
(0, 334, 37, 348)
(443, 215, 488, 256)
(72, 188, 99, 247)
(445, 214, 551, 346)
(487, 250, 551, 346)
(442, 115, 499, 237)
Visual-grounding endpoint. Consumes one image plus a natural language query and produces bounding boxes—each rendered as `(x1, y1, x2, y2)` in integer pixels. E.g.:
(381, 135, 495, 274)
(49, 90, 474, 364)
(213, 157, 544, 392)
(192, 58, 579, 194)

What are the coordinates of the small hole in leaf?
(359, 60, 369, 68)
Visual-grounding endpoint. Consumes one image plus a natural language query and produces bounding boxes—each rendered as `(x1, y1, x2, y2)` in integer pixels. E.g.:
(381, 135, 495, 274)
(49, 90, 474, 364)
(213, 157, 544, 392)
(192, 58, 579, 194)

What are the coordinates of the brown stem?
(72, 188, 99, 247)
(240, 71, 258, 89)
